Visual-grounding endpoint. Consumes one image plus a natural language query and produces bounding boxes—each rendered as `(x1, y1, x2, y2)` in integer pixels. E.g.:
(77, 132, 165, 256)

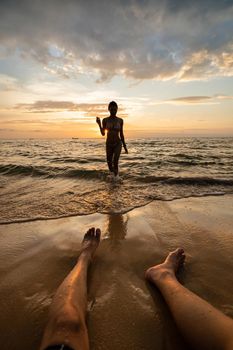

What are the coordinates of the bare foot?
(145, 248, 185, 285)
(80, 227, 101, 259)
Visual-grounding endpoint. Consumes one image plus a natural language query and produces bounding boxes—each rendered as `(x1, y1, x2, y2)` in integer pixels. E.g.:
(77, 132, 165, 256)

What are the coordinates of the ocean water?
(0, 137, 233, 223)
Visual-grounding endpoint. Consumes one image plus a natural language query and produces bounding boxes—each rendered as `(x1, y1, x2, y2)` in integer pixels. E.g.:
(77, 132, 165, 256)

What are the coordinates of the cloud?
(14, 100, 128, 117)
(0, 0, 232, 82)
(0, 128, 16, 132)
(0, 74, 19, 91)
(178, 49, 233, 81)
(164, 94, 233, 105)
(0, 119, 54, 125)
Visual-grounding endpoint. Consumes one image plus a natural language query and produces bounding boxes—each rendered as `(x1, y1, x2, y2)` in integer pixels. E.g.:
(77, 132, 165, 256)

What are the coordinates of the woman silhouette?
(96, 101, 128, 179)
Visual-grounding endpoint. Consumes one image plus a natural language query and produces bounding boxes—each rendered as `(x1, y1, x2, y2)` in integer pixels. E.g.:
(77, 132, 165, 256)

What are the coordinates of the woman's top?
(103, 116, 123, 145)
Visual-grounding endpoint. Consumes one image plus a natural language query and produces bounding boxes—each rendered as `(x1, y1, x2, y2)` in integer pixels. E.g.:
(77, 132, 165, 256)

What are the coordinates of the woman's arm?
(96, 117, 105, 136)
(120, 119, 128, 153)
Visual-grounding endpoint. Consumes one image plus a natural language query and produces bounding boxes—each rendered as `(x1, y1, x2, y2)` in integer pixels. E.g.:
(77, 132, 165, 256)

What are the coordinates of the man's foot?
(145, 248, 185, 285)
(80, 227, 101, 259)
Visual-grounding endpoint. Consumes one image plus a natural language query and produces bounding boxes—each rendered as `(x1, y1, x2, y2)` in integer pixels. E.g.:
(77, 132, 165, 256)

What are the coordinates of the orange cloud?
(14, 100, 128, 117)
(165, 94, 233, 105)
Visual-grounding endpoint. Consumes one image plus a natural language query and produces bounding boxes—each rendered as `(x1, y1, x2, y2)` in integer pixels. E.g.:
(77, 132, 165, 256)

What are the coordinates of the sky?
(0, 0, 233, 138)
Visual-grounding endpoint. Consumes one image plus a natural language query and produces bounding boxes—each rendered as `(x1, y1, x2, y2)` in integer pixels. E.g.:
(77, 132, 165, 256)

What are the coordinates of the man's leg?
(39, 228, 101, 350)
(145, 248, 233, 350)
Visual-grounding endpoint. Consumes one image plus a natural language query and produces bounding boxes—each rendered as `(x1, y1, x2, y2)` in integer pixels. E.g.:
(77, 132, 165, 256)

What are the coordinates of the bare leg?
(106, 145, 114, 173)
(39, 228, 101, 350)
(145, 249, 233, 350)
(113, 142, 122, 176)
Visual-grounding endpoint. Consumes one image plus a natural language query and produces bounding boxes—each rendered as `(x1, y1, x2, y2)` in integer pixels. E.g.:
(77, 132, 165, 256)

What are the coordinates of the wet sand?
(0, 195, 233, 350)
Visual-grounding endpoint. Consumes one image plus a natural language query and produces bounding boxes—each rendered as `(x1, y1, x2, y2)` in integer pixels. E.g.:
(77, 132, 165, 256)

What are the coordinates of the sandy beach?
(0, 194, 233, 350)
(1, 0, 233, 348)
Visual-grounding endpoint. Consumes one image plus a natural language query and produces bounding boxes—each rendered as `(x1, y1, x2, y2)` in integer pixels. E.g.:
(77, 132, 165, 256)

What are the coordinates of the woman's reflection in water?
(105, 214, 128, 248)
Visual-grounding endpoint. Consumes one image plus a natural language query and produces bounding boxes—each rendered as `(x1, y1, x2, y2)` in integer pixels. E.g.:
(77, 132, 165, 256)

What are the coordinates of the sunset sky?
(0, 0, 232, 138)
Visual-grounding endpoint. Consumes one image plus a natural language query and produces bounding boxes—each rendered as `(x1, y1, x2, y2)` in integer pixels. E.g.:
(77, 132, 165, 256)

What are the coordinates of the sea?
(0, 137, 233, 224)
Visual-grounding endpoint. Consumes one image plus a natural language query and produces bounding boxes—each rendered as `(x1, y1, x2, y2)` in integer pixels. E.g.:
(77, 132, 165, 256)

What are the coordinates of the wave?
(1, 164, 233, 188)
(0, 164, 48, 177)
(166, 176, 233, 186)
(138, 175, 233, 186)
(50, 157, 104, 164)
(1, 191, 232, 225)
(170, 153, 202, 159)
(0, 163, 107, 180)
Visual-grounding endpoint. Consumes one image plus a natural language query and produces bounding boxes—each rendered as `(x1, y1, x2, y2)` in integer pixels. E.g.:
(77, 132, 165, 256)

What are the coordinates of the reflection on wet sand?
(105, 214, 128, 243)
(88, 206, 188, 350)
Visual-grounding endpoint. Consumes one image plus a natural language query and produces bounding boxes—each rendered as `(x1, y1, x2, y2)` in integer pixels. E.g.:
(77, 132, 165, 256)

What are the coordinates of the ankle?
(146, 266, 176, 286)
(79, 250, 92, 263)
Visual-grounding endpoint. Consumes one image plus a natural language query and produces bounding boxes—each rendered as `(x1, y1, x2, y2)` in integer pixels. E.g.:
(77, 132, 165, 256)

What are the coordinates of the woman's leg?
(113, 142, 122, 176)
(39, 228, 101, 350)
(106, 144, 114, 173)
(145, 249, 233, 350)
